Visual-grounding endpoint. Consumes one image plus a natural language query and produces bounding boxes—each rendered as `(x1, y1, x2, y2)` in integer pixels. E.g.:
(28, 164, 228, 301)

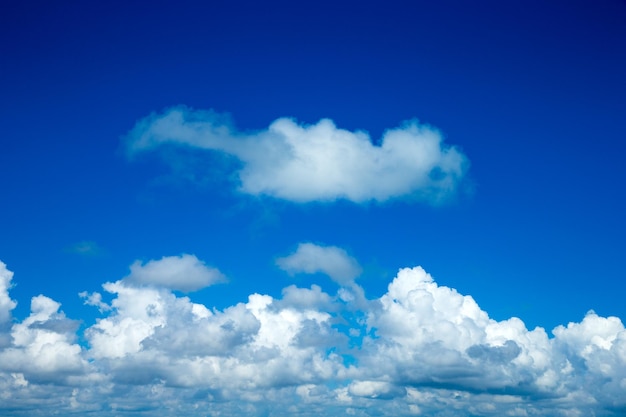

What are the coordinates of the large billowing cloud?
(1, 258, 626, 416)
(124, 107, 469, 203)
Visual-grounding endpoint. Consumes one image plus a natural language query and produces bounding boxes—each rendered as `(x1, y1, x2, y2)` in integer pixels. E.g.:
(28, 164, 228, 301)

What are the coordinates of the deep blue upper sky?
(1, 0, 625, 332)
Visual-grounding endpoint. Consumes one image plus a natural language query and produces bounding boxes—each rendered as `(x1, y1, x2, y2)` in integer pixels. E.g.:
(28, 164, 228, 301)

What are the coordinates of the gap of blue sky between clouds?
(124, 106, 469, 204)
(1, 245, 626, 416)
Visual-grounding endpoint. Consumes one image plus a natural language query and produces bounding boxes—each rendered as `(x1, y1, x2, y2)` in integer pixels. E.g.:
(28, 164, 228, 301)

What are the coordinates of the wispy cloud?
(78, 291, 111, 313)
(1, 257, 625, 416)
(124, 107, 469, 204)
(65, 241, 103, 256)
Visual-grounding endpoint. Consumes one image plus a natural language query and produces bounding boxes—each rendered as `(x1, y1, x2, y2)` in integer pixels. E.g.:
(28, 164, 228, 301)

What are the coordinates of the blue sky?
(1, 0, 626, 415)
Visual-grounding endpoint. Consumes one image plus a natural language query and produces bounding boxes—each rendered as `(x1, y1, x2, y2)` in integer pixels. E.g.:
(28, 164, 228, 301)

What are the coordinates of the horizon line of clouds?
(124, 106, 470, 204)
(1, 253, 626, 416)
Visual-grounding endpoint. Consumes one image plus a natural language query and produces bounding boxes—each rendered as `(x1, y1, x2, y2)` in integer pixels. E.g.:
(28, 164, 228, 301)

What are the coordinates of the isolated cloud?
(276, 243, 362, 286)
(1, 259, 626, 416)
(125, 107, 469, 203)
(78, 291, 111, 313)
(65, 241, 102, 256)
(124, 254, 225, 292)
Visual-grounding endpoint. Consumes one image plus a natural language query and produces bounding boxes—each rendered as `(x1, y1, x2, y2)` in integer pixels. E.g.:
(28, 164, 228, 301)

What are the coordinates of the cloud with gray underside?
(3, 255, 626, 416)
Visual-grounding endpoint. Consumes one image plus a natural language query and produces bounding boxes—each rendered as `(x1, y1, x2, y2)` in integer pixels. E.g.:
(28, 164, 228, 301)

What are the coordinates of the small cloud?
(276, 243, 362, 286)
(124, 254, 226, 292)
(78, 291, 111, 313)
(65, 241, 102, 256)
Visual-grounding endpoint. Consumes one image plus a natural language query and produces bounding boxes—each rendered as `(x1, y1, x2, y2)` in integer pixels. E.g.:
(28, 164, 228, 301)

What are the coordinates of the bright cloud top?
(124, 254, 225, 292)
(276, 242, 362, 286)
(1, 257, 626, 416)
(125, 107, 469, 203)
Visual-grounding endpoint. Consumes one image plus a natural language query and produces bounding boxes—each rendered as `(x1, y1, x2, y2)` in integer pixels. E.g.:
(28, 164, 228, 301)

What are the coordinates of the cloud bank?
(125, 107, 469, 203)
(1, 256, 626, 416)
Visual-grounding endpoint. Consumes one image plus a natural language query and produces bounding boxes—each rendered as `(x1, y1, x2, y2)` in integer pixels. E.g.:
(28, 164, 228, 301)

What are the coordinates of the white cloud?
(0, 294, 88, 384)
(359, 267, 555, 396)
(348, 380, 406, 399)
(125, 254, 225, 292)
(125, 107, 469, 203)
(278, 284, 334, 311)
(0, 261, 17, 326)
(1, 258, 626, 416)
(0, 261, 17, 348)
(276, 243, 362, 286)
(78, 291, 112, 312)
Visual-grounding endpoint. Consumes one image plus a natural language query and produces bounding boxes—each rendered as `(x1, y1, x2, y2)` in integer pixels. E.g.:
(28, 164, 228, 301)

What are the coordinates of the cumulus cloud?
(124, 107, 469, 203)
(276, 243, 362, 286)
(0, 294, 87, 384)
(1, 259, 626, 416)
(125, 254, 225, 292)
(277, 284, 334, 311)
(0, 262, 17, 349)
(0, 261, 17, 327)
(360, 267, 555, 396)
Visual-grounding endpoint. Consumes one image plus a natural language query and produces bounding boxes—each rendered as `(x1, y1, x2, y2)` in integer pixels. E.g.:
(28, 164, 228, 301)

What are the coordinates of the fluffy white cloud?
(125, 107, 469, 203)
(77, 279, 347, 410)
(0, 261, 16, 323)
(360, 267, 555, 395)
(125, 254, 225, 292)
(276, 243, 362, 286)
(1, 259, 626, 416)
(277, 284, 335, 311)
(0, 261, 17, 348)
(0, 294, 88, 385)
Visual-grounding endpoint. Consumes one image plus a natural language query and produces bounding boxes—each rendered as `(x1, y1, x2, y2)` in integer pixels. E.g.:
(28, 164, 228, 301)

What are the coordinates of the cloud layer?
(125, 107, 469, 203)
(1, 256, 626, 416)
